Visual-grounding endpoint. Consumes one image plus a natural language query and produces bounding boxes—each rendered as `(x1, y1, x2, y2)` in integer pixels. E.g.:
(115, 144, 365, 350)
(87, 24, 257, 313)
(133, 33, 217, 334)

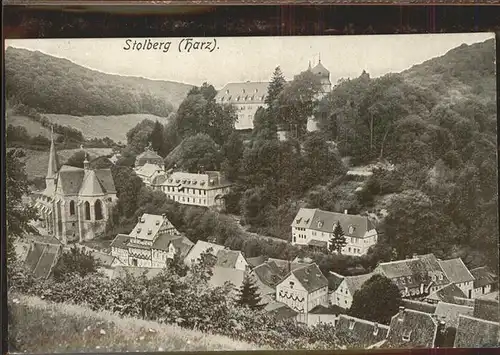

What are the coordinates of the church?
(34, 133, 118, 244)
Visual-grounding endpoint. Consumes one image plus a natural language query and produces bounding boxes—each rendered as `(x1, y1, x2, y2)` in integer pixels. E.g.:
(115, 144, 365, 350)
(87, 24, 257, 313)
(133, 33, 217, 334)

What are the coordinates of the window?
(402, 330, 412, 342)
(69, 200, 75, 215)
(84, 201, 91, 220)
(289, 281, 295, 289)
(94, 200, 103, 220)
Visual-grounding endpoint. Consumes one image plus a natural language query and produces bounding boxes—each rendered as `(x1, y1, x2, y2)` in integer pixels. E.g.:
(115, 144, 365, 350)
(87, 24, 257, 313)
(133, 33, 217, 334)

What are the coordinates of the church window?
(95, 200, 103, 220)
(69, 201, 76, 215)
(84, 202, 91, 220)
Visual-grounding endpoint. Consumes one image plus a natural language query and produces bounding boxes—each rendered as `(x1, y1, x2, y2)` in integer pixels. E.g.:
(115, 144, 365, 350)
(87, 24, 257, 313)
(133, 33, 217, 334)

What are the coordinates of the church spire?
(46, 125, 59, 178)
(83, 152, 90, 170)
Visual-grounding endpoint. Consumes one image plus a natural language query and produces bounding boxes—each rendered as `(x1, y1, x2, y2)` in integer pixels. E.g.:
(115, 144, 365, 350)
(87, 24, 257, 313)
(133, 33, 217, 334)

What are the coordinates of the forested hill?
(402, 38, 496, 105)
(5, 47, 194, 117)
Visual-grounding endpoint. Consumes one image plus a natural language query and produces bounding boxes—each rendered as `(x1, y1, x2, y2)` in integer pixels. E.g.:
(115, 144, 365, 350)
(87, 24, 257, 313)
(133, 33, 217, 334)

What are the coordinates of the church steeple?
(46, 126, 59, 179)
(83, 152, 90, 170)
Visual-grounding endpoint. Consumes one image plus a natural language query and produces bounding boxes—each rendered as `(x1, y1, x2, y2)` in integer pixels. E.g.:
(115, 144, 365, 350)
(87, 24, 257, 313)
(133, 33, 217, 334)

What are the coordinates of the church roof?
(79, 170, 106, 196)
(57, 165, 116, 195)
(46, 133, 60, 178)
(311, 60, 330, 78)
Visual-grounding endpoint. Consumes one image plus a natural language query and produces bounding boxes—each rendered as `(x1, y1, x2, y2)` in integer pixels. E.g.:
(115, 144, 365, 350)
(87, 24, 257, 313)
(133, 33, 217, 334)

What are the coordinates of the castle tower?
(311, 55, 331, 97)
(45, 126, 59, 195)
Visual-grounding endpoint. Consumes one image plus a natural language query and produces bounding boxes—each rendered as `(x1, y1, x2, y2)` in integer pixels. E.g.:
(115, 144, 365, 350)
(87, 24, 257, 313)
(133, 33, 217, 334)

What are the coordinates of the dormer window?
(137, 228, 141, 233)
(140, 218, 145, 223)
(439, 273, 443, 281)
(305, 218, 310, 224)
(373, 325, 379, 336)
(402, 330, 412, 342)
(296, 217, 302, 224)
(348, 225, 355, 234)
(349, 319, 355, 330)
(226, 90, 229, 94)
(242, 89, 246, 94)
(148, 229, 152, 235)
(317, 221, 324, 228)
(255, 88, 258, 93)
(236, 96, 240, 101)
(155, 220, 160, 225)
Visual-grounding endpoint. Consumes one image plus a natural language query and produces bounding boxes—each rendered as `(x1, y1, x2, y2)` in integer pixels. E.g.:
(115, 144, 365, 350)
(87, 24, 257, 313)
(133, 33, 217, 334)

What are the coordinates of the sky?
(6, 33, 494, 89)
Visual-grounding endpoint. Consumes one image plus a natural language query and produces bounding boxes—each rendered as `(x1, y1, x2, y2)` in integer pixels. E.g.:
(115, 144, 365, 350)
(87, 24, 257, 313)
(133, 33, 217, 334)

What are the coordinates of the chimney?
(344, 209, 348, 215)
(373, 322, 379, 335)
(398, 306, 405, 321)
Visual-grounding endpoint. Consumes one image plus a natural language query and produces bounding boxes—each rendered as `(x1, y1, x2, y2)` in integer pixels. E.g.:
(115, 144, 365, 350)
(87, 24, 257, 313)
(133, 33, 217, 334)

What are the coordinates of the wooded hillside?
(5, 47, 193, 117)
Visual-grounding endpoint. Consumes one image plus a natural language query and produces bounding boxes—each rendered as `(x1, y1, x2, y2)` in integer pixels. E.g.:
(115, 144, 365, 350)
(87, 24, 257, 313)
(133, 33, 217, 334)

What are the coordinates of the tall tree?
(150, 120, 165, 156)
(237, 275, 264, 310)
(265, 66, 286, 108)
(51, 246, 100, 281)
(220, 131, 244, 181)
(65, 151, 94, 169)
(329, 221, 347, 254)
(126, 119, 156, 154)
(348, 274, 402, 325)
(6, 150, 38, 265)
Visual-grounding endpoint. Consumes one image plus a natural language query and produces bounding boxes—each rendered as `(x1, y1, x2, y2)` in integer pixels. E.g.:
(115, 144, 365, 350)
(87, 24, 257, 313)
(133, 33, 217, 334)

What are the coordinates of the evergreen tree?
(329, 221, 347, 254)
(265, 66, 286, 108)
(237, 275, 263, 310)
(167, 250, 189, 277)
(150, 120, 165, 156)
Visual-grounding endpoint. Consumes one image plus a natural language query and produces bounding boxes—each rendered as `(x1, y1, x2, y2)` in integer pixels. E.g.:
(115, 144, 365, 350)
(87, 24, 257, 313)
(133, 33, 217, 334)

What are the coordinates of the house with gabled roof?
(335, 314, 390, 349)
(110, 213, 191, 268)
(291, 208, 378, 256)
(134, 163, 165, 187)
(471, 266, 497, 298)
(373, 254, 449, 298)
(425, 283, 467, 304)
(453, 315, 500, 348)
(215, 249, 248, 271)
(246, 255, 268, 269)
(183, 240, 226, 268)
(438, 258, 475, 299)
(275, 263, 329, 313)
(330, 272, 374, 309)
(134, 143, 164, 169)
(385, 306, 440, 348)
(250, 260, 286, 297)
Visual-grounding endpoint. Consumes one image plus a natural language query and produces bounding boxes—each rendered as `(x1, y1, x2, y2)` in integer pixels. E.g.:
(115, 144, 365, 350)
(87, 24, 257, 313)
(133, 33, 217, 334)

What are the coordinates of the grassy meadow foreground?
(9, 295, 263, 353)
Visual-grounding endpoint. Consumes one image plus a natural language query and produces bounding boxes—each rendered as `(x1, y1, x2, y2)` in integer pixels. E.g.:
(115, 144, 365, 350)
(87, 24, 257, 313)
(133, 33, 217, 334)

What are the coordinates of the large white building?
(291, 208, 378, 256)
(152, 171, 232, 210)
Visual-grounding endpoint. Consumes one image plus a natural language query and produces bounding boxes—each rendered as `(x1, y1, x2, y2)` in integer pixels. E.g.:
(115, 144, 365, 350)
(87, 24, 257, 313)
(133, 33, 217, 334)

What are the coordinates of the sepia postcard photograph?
(5, 33, 499, 352)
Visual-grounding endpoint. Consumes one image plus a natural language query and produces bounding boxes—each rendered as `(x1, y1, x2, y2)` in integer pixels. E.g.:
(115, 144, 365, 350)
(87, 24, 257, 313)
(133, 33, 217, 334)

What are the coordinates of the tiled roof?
(438, 258, 475, 284)
(215, 82, 269, 104)
(265, 302, 299, 320)
(253, 260, 286, 289)
(327, 271, 345, 291)
(344, 273, 374, 295)
(170, 236, 194, 259)
(246, 255, 268, 268)
(209, 266, 246, 290)
(402, 299, 437, 314)
(47, 136, 60, 178)
(135, 163, 164, 178)
(471, 266, 497, 289)
(216, 249, 243, 269)
(131, 213, 176, 241)
(24, 242, 62, 279)
(57, 165, 116, 195)
(454, 315, 500, 348)
(375, 254, 449, 291)
(292, 208, 376, 238)
(110, 234, 131, 249)
(426, 283, 466, 303)
(336, 314, 390, 349)
(309, 304, 345, 315)
(151, 233, 178, 251)
(386, 307, 438, 348)
(282, 263, 329, 293)
(160, 171, 231, 190)
(90, 251, 116, 267)
(473, 299, 500, 323)
(311, 61, 330, 78)
(434, 301, 474, 328)
(267, 258, 309, 274)
(184, 240, 225, 265)
(79, 170, 106, 196)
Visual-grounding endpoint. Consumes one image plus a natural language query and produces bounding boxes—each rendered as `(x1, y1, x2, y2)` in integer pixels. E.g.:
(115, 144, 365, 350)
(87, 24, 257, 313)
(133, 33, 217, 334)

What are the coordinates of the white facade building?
(291, 208, 378, 256)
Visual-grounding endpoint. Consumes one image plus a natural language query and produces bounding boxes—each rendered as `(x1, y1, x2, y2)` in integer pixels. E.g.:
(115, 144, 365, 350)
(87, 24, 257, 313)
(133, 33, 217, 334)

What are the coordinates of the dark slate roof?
(402, 299, 437, 314)
(216, 249, 242, 269)
(266, 303, 299, 320)
(345, 273, 374, 295)
(311, 60, 330, 78)
(283, 263, 329, 293)
(471, 266, 497, 289)
(253, 260, 285, 288)
(215, 82, 269, 104)
(292, 208, 376, 238)
(309, 304, 345, 315)
(473, 299, 500, 323)
(336, 315, 390, 349)
(57, 166, 85, 194)
(246, 255, 268, 268)
(386, 308, 438, 348)
(79, 170, 106, 196)
(438, 258, 475, 284)
(426, 283, 466, 303)
(110, 234, 131, 249)
(24, 242, 62, 279)
(170, 236, 194, 259)
(267, 258, 309, 274)
(151, 233, 180, 251)
(435, 301, 474, 328)
(57, 165, 116, 195)
(135, 149, 164, 167)
(91, 251, 116, 268)
(327, 271, 345, 291)
(454, 315, 500, 348)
